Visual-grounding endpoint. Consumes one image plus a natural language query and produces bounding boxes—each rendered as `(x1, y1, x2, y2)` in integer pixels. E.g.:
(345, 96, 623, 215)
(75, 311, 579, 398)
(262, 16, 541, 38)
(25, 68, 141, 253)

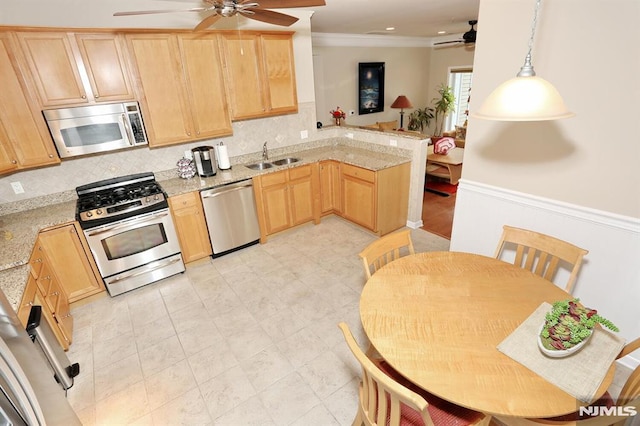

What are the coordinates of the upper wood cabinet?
(220, 32, 297, 120)
(126, 33, 232, 147)
(0, 32, 59, 173)
(15, 31, 135, 107)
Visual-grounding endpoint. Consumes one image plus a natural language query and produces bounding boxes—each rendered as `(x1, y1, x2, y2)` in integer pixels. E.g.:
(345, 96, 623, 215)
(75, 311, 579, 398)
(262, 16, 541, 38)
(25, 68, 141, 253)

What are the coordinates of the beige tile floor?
(65, 215, 635, 425)
(66, 216, 451, 425)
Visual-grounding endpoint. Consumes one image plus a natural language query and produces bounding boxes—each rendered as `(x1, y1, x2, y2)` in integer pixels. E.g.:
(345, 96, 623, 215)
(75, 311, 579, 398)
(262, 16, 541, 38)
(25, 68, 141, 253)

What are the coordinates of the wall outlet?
(10, 182, 24, 194)
(346, 132, 354, 139)
(300, 130, 308, 139)
(349, 110, 355, 116)
(390, 139, 397, 147)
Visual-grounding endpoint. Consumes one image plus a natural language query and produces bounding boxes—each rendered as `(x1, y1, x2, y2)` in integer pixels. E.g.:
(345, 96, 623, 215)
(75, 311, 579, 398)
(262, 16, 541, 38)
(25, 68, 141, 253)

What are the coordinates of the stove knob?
(154, 194, 160, 201)
(96, 209, 103, 215)
(146, 197, 150, 203)
(86, 212, 93, 218)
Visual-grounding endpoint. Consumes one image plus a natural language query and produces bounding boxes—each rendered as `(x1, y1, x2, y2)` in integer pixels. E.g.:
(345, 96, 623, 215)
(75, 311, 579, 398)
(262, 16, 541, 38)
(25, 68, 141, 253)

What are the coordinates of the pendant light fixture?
(473, 0, 574, 121)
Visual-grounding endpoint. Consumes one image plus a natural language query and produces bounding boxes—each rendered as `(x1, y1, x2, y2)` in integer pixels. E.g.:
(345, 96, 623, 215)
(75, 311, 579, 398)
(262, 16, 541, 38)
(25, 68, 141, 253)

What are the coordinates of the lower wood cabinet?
(319, 160, 341, 215)
(168, 191, 212, 263)
(335, 162, 410, 236)
(17, 221, 106, 350)
(253, 163, 321, 240)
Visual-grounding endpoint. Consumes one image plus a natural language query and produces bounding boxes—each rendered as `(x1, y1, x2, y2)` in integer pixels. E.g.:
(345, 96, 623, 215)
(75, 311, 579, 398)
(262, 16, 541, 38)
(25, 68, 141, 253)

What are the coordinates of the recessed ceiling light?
(386, 27, 395, 31)
(438, 31, 446, 34)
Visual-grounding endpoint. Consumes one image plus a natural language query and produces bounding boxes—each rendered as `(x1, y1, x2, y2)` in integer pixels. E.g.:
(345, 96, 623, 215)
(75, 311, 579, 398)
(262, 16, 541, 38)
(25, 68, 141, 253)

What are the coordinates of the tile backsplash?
(0, 103, 318, 205)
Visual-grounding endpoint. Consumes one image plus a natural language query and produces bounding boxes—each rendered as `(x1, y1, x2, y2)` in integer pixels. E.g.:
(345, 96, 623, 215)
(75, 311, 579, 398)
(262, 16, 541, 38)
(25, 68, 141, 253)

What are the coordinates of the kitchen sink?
(272, 157, 300, 166)
(245, 162, 273, 171)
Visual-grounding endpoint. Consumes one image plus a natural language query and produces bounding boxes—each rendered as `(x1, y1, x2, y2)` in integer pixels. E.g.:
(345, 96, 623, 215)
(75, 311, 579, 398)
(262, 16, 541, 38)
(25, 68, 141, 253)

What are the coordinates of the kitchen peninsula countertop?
(0, 140, 411, 310)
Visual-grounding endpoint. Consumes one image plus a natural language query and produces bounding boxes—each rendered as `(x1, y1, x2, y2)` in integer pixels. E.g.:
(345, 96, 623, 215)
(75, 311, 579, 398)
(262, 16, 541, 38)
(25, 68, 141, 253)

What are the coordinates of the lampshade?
(391, 95, 413, 109)
(473, 75, 574, 121)
(472, 0, 574, 122)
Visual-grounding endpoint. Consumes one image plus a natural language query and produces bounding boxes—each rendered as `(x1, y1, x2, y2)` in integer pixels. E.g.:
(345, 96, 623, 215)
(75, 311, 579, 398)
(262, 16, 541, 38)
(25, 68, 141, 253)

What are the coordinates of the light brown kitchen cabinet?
(36, 222, 105, 303)
(319, 160, 341, 215)
(339, 162, 410, 236)
(126, 33, 232, 147)
(15, 31, 134, 106)
(220, 32, 297, 120)
(168, 191, 213, 263)
(0, 32, 60, 173)
(253, 163, 320, 240)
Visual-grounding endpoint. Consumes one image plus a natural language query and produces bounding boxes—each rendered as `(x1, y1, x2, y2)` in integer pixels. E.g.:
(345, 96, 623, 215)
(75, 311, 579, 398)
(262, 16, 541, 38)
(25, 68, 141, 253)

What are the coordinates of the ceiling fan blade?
(194, 13, 223, 31)
(246, 0, 326, 8)
(434, 40, 463, 45)
(243, 9, 299, 26)
(113, 8, 207, 16)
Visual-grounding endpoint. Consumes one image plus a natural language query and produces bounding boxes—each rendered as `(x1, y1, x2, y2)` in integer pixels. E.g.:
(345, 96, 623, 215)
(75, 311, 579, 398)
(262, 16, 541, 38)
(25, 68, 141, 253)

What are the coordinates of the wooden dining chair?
(338, 322, 491, 426)
(359, 229, 415, 280)
(493, 225, 588, 293)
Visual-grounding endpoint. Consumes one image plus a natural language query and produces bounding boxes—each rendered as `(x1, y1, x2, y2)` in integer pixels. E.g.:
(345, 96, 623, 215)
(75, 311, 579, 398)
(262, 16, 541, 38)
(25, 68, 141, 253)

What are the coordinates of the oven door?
(83, 209, 181, 279)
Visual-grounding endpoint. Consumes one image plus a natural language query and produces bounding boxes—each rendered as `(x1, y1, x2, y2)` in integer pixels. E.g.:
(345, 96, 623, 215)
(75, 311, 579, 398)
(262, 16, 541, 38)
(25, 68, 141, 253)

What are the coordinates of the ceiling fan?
(434, 20, 477, 46)
(113, 0, 326, 31)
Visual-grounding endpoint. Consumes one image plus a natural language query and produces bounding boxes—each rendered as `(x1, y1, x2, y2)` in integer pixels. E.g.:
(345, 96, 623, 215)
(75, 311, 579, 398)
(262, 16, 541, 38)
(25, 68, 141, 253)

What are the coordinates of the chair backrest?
(338, 322, 432, 426)
(493, 225, 588, 293)
(359, 229, 415, 279)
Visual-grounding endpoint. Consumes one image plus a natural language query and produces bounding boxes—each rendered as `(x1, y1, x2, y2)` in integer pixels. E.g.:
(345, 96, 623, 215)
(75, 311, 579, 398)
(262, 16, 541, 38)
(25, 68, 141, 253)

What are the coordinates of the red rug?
(425, 180, 458, 196)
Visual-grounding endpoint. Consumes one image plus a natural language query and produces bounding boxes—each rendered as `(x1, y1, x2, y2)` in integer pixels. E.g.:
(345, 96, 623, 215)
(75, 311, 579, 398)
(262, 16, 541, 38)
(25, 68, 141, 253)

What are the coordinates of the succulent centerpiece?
(538, 299, 619, 357)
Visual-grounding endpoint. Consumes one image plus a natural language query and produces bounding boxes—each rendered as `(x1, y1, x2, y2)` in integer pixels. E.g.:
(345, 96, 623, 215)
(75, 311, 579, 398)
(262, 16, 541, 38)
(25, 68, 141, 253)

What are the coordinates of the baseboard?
(406, 219, 423, 229)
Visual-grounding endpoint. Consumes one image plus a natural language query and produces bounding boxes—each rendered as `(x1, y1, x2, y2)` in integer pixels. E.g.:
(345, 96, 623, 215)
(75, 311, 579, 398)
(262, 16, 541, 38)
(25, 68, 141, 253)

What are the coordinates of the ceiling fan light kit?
(473, 0, 574, 121)
(114, 0, 326, 31)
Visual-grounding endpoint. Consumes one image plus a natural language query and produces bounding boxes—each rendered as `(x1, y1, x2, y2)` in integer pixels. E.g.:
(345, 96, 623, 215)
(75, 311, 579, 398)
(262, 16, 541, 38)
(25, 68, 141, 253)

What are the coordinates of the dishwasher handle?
(201, 182, 253, 199)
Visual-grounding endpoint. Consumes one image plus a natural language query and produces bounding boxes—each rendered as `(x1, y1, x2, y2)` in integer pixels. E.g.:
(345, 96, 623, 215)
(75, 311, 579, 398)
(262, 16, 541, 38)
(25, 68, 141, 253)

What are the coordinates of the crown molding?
(311, 32, 434, 48)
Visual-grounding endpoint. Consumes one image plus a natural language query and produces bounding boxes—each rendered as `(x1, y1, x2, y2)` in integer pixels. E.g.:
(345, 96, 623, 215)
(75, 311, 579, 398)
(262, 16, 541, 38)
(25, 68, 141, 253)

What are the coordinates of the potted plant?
(431, 84, 456, 138)
(407, 107, 434, 133)
(538, 298, 619, 358)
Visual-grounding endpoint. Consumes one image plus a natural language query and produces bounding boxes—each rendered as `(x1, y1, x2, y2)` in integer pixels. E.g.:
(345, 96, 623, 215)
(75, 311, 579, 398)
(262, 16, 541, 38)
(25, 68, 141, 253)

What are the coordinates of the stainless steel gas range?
(76, 172, 185, 296)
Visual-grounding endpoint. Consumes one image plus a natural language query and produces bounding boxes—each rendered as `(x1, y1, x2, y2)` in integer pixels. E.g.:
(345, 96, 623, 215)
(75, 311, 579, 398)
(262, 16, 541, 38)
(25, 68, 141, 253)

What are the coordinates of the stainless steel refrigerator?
(0, 289, 81, 425)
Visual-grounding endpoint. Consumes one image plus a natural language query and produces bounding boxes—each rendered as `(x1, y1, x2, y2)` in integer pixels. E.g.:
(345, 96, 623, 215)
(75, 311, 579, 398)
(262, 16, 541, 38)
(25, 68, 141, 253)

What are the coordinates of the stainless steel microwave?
(43, 102, 148, 158)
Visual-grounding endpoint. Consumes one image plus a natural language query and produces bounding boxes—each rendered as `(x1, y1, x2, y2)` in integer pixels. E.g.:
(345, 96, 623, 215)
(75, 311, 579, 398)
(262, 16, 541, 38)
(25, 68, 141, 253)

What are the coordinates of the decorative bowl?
(538, 325, 593, 358)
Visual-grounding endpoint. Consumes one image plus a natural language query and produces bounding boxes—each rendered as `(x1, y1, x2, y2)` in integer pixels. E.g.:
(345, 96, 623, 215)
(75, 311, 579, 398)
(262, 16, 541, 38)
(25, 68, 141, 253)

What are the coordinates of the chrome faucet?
(262, 141, 269, 161)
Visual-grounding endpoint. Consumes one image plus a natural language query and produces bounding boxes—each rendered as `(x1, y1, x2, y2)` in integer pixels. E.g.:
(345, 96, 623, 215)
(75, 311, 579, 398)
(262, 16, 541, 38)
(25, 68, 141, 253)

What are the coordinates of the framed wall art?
(358, 62, 385, 115)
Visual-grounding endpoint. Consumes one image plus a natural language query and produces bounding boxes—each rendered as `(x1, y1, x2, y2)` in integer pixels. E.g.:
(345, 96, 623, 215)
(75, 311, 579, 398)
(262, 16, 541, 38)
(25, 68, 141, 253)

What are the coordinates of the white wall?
(452, 0, 640, 365)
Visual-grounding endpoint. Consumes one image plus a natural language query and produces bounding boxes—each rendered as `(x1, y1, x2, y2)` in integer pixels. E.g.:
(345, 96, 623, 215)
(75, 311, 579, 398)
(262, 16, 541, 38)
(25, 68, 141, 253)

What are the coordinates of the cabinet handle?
(50, 291, 59, 296)
(24, 301, 33, 307)
(60, 313, 72, 319)
(11, 160, 17, 164)
(44, 275, 51, 280)
(48, 154, 54, 158)
(33, 258, 42, 263)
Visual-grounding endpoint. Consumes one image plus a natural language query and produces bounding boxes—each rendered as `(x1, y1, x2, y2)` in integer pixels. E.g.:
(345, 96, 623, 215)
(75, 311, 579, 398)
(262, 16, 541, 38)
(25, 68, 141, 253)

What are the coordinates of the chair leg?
(351, 408, 364, 426)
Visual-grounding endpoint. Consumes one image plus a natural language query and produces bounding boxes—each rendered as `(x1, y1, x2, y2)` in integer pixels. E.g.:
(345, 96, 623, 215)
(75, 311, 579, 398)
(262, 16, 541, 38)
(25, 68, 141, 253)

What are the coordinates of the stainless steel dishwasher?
(200, 179, 261, 257)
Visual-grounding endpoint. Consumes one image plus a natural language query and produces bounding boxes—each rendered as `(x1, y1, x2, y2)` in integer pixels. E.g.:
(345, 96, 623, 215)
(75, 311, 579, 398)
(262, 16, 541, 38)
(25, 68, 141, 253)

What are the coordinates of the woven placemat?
(497, 302, 625, 403)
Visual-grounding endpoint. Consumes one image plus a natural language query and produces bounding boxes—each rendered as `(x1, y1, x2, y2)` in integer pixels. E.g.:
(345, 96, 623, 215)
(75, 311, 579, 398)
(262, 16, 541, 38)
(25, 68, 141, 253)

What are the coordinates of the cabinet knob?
(11, 160, 17, 164)
(45, 275, 51, 280)
(94, 94, 99, 99)
(81, 94, 86, 99)
(48, 154, 54, 158)
(50, 291, 59, 296)
(60, 313, 72, 319)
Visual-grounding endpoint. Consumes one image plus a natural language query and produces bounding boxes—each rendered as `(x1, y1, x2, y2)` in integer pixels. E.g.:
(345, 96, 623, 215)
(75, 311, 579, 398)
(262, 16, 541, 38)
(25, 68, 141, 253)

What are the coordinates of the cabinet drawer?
(260, 170, 287, 187)
(288, 164, 312, 181)
(29, 245, 45, 279)
(341, 163, 375, 183)
(169, 191, 200, 210)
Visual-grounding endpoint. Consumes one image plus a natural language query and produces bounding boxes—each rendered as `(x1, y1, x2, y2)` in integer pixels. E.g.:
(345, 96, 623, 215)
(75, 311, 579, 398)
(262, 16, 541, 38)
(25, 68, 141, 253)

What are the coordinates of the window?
(446, 68, 473, 132)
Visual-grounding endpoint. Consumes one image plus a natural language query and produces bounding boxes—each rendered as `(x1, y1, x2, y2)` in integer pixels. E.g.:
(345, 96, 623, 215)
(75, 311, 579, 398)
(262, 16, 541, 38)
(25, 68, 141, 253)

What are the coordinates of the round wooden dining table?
(359, 251, 615, 418)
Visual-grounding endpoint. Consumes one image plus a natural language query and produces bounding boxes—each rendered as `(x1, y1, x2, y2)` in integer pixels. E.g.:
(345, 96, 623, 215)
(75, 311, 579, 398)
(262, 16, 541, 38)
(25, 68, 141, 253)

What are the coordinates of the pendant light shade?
(472, 0, 574, 121)
(473, 74, 574, 121)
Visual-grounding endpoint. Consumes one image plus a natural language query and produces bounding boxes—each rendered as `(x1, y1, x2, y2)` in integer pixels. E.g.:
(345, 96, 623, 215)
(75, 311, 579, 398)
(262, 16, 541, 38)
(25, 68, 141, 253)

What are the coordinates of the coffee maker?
(191, 146, 217, 177)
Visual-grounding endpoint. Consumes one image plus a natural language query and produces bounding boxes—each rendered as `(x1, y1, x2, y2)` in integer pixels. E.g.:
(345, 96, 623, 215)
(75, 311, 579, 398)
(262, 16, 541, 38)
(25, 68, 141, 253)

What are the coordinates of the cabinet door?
(257, 170, 291, 235)
(341, 165, 376, 231)
(220, 33, 266, 120)
(52, 279, 73, 346)
(0, 33, 59, 171)
(74, 33, 134, 102)
(0, 121, 18, 174)
(37, 223, 104, 303)
(126, 33, 193, 146)
(319, 160, 340, 214)
(260, 34, 297, 114)
(169, 192, 213, 263)
(15, 32, 88, 106)
(178, 34, 232, 139)
(288, 165, 314, 226)
(33, 292, 70, 351)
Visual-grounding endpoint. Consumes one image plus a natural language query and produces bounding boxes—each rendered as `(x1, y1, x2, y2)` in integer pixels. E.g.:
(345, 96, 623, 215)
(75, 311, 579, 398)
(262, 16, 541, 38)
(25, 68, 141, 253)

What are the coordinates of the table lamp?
(390, 95, 413, 129)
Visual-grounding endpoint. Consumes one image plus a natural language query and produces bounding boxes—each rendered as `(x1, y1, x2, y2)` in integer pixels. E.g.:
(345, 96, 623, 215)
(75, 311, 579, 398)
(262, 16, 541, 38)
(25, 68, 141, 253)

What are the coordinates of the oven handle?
(87, 212, 169, 237)
(108, 256, 182, 284)
(121, 113, 136, 146)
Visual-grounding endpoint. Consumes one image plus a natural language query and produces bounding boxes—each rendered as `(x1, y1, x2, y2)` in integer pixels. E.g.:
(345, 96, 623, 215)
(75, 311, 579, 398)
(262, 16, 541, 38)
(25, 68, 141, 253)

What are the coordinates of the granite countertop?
(0, 141, 411, 310)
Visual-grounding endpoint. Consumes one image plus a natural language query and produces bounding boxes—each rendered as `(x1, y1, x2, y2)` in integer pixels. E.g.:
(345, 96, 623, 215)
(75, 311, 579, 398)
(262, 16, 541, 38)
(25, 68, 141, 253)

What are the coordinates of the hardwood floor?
(420, 188, 457, 240)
